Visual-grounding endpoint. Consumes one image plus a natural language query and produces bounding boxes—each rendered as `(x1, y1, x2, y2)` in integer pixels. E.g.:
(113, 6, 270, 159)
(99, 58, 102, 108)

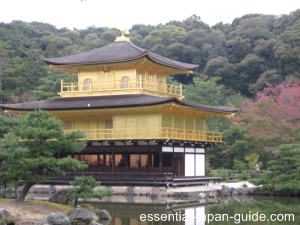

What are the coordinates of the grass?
(0, 198, 103, 223)
(0, 198, 74, 216)
(0, 198, 12, 203)
(29, 200, 74, 213)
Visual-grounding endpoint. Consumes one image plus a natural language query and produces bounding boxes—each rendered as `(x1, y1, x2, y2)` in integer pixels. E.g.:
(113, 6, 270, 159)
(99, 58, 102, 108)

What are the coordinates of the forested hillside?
(0, 10, 299, 103)
(1, 10, 300, 177)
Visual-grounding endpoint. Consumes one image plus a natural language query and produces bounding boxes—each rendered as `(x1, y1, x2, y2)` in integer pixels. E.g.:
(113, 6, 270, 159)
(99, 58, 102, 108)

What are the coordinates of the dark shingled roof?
(0, 94, 238, 113)
(43, 41, 198, 70)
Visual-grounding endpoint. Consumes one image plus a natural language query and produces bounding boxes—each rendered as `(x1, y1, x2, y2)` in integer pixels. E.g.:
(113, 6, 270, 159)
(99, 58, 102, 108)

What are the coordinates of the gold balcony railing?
(60, 79, 182, 97)
(65, 127, 222, 142)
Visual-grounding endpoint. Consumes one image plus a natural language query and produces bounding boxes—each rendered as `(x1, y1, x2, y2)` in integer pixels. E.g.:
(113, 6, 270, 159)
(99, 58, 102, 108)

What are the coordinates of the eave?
(47, 54, 196, 75)
(43, 41, 198, 74)
(1, 97, 238, 120)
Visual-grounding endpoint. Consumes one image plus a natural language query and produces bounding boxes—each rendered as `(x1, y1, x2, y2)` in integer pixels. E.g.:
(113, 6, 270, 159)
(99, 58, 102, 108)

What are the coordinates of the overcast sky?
(1, 0, 299, 30)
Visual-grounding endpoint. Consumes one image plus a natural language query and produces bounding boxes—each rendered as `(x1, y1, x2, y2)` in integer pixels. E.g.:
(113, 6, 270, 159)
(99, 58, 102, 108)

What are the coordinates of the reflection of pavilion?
(1, 32, 238, 186)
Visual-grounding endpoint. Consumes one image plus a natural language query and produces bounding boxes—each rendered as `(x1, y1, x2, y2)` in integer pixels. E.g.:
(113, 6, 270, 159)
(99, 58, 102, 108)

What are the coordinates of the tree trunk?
(74, 198, 78, 207)
(16, 182, 34, 202)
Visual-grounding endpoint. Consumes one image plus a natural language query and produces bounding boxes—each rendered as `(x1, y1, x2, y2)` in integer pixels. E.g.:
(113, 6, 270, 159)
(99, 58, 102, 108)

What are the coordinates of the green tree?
(225, 37, 251, 63)
(34, 71, 77, 100)
(232, 159, 247, 172)
(0, 114, 19, 138)
(236, 54, 268, 95)
(274, 21, 300, 76)
(249, 69, 282, 93)
(244, 153, 262, 172)
(207, 126, 250, 169)
(224, 92, 246, 108)
(0, 40, 11, 104)
(183, 76, 224, 106)
(229, 15, 276, 42)
(203, 29, 227, 60)
(143, 25, 187, 49)
(253, 39, 278, 69)
(253, 144, 300, 195)
(0, 110, 87, 201)
(68, 176, 112, 207)
(183, 76, 233, 132)
(182, 14, 209, 31)
(99, 28, 120, 46)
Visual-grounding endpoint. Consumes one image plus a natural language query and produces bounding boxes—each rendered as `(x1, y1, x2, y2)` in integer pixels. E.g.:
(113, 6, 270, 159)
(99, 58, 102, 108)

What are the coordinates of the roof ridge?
(127, 42, 147, 54)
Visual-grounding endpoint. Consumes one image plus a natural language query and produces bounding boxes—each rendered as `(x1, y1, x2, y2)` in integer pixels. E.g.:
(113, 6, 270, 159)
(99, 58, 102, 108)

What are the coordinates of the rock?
(48, 185, 56, 196)
(219, 185, 232, 196)
(2, 188, 15, 194)
(0, 209, 12, 218)
(29, 185, 53, 194)
(67, 207, 96, 224)
(16, 222, 47, 225)
(49, 189, 74, 206)
(95, 209, 111, 220)
(1, 188, 18, 199)
(125, 186, 134, 195)
(251, 187, 272, 195)
(89, 222, 102, 225)
(47, 212, 70, 225)
(232, 190, 240, 195)
(198, 193, 207, 199)
(0, 208, 16, 225)
(208, 191, 217, 198)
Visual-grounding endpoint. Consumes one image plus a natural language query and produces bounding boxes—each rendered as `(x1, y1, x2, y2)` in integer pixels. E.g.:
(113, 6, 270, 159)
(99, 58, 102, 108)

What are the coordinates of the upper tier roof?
(0, 94, 238, 114)
(43, 41, 198, 71)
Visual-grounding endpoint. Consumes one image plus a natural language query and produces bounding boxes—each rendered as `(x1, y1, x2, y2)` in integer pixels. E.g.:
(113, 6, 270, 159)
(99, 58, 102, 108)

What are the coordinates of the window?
(120, 76, 130, 88)
(83, 78, 92, 90)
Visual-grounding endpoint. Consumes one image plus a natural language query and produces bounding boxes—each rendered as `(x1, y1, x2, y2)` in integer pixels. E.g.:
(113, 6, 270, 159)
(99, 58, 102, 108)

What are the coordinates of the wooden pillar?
(171, 153, 175, 176)
(147, 150, 152, 173)
(124, 151, 129, 168)
(97, 154, 100, 167)
(159, 151, 163, 173)
(103, 153, 106, 172)
(112, 148, 115, 174)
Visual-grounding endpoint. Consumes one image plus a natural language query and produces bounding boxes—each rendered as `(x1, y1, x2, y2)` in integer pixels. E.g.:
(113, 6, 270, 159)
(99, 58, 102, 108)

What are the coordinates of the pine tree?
(252, 144, 300, 195)
(0, 110, 87, 201)
(68, 176, 112, 207)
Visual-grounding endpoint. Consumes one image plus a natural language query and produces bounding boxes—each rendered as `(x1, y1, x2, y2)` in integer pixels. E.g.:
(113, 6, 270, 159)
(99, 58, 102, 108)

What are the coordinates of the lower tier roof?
(0, 94, 238, 114)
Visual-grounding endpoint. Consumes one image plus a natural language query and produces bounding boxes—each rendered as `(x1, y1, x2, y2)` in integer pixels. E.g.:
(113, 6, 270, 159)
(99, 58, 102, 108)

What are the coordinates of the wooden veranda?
(46, 172, 220, 187)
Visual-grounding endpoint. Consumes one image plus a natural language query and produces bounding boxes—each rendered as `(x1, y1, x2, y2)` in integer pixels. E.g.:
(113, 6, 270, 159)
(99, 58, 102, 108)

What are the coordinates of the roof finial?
(121, 28, 127, 36)
(115, 28, 131, 42)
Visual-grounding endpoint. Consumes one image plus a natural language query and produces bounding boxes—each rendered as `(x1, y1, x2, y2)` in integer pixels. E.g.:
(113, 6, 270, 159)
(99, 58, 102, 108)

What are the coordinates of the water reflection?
(92, 196, 300, 225)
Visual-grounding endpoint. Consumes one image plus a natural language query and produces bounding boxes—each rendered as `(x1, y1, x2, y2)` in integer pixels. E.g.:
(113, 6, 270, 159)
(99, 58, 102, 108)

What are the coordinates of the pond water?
(92, 196, 300, 225)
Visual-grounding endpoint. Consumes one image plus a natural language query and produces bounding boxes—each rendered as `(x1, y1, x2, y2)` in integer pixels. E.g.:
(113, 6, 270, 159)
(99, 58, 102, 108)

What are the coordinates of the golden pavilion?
(1, 32, 238, 186)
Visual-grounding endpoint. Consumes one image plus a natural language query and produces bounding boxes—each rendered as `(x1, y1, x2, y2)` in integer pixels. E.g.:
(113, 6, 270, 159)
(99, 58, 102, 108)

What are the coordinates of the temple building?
(1, 32, 238, 186)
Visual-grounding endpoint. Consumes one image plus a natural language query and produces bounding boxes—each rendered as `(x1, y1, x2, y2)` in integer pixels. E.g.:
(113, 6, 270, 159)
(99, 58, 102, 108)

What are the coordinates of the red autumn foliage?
(240, 79, 300, 151)
(255, 79, 300, 124)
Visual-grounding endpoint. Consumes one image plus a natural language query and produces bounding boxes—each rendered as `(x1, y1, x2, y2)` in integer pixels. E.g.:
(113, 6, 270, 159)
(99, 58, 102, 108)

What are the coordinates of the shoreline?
(0, 199, 73, 224)
(1, 182, 296, 224)
(19, 181, 259, 204)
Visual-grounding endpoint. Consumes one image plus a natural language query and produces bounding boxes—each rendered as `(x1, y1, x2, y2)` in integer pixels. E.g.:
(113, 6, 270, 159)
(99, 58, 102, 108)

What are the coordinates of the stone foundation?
(2, 182, 261, 204)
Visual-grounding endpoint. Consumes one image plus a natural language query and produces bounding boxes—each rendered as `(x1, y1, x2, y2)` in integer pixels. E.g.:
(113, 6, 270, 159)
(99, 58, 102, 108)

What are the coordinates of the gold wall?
(76, 64, 169, 91)
(62, 111, 207, 141)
